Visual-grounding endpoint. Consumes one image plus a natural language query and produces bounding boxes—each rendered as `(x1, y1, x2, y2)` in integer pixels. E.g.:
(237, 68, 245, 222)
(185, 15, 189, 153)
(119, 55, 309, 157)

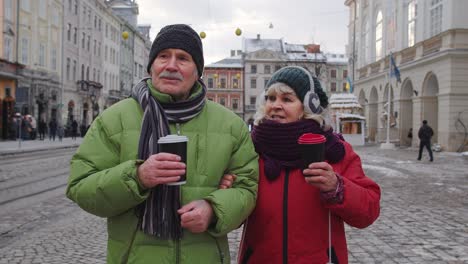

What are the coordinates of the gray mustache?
(159, 71, 183, 81)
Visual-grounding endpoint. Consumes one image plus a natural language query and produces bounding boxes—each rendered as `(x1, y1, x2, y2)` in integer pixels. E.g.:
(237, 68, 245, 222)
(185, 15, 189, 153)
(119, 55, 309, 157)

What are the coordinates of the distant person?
(57, 125, 64, 142)
(417, 120, 434, 162)
(80, 123, 87, 137)
(407, 128, 413, 145)
(27, 115, 37, 140)
(49, 119, 58, 141)
(38, 119, 47, 140)
(71, 120, 78, 140)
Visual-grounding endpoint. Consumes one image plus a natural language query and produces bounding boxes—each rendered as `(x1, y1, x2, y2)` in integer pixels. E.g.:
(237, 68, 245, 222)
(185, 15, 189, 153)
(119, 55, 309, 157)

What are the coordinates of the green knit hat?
(266, 66, 328, 114)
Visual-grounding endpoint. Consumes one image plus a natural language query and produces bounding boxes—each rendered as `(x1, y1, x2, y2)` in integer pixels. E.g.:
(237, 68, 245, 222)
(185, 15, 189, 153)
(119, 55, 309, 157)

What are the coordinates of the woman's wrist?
(320, 173, 344, 204)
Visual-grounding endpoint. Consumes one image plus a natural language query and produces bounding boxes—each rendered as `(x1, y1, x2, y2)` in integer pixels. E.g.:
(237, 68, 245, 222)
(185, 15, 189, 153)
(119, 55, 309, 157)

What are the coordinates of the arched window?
(375, 11, 383, 60)
(362, 15, 370, 65)
(81, 64, 84, 80)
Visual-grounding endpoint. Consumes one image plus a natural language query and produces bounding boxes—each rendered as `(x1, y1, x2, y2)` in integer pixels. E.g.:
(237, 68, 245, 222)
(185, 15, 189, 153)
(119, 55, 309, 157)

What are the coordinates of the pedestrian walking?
(66, 24, 259, 264)
(48, 119, 57, 141)
(417, 120, 434, 162)
(57, 125, 64, 142)
(221, 67, 381, 264)
(71, 120, 78, 140)
(38, 119, 46, 140)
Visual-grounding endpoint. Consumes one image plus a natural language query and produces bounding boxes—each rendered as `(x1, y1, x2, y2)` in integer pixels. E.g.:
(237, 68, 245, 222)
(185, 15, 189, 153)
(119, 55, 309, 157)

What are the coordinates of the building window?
(343, 70, 348, 78)
(208, 78, 213, 88)
(86, 66, 89, 80)
(362, 15, 370, 65)
(232, 99, 239, 110)
(220, 78, 226, 88)
(375, 11, 383, 60)
(73, 28, 77, 44)
(21, 0, 30, 12)
(66, 58, 70, 80)
(264, 78, 269, 87)
(87, 36, 90, 51)
(39, 1, 46, 19)
(264, 65, 271, 74)
(74, 0, 78, 14)
(250, 78, 257, 88)
(67, 24, 71, 41)
(250, 96, 256, 105)
(330, 69, 337, 78)
(4, 0, 12, 21)
(39, 43, 46, 66)
(73, 60, 77, 81)
(220, 97, 226, 106)
(331, 82, 337, 92)
(4, 37, 12, 61)
(342, 82, 347, 91)
(251, 65, 257, 74)
(407, 1, 417, 47)
(275, 65, 281, 72)
(430, 0, 442, 37)
(21, 38, 28, 64)
(81, 64, 84, 80)
(233, 78, 239, 89)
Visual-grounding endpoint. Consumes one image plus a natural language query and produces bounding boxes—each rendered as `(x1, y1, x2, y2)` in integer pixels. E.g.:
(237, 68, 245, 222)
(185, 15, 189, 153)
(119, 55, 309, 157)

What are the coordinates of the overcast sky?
(137, 0, 349, 64)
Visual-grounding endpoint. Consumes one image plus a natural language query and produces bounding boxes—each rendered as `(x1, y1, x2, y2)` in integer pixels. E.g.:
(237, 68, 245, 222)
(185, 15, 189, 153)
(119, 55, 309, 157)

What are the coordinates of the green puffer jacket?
(66, 86, 259, 264)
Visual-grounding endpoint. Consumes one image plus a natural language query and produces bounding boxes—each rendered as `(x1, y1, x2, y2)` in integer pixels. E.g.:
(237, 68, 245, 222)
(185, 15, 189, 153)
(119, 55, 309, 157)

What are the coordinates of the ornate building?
(345, 0, 468, 151)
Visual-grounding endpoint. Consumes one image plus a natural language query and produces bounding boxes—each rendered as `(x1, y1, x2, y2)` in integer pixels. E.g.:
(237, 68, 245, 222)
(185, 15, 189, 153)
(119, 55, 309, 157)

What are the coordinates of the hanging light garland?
(122, 31, 129, 40)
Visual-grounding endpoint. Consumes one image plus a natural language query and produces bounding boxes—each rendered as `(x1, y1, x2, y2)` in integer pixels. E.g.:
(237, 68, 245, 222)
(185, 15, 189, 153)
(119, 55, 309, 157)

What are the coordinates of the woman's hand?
(218, 174, 237, 189)
(303, 162, 338, 192)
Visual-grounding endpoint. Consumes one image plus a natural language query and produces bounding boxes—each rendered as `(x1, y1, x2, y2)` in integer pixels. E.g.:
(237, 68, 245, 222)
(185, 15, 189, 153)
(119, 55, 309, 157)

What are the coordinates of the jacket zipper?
(214, 237, 225, 263)
(121, 222, 139, 264)
(282, 169, 290, 264)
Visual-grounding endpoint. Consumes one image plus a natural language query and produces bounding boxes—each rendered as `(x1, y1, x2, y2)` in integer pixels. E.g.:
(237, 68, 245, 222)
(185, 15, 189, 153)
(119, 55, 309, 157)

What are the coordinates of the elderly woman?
(222, 66, 381, 264)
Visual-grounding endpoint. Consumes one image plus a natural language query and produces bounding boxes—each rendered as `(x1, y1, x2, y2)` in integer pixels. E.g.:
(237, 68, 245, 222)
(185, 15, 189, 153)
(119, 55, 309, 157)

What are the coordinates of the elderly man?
(67, 24, 258, 263)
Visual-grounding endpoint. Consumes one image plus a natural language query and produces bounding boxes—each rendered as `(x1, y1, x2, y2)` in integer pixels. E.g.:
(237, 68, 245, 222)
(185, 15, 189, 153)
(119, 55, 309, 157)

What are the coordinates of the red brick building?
(203, 56, 244, 118)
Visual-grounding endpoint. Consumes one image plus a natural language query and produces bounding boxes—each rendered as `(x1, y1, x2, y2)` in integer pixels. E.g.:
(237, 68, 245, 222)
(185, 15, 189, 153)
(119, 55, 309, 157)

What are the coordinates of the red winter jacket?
(238, 142, 381, 264)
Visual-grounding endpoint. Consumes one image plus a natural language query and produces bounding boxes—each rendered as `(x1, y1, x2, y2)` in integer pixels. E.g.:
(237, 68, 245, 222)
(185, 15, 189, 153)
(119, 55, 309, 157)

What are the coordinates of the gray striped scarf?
(132, 77, 206, 240)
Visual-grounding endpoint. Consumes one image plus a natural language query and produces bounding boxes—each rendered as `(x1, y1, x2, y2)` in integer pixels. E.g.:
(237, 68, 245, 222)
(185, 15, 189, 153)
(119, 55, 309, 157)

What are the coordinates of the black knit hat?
(266, 66, 328, 110)
(147, 24, 204, 77)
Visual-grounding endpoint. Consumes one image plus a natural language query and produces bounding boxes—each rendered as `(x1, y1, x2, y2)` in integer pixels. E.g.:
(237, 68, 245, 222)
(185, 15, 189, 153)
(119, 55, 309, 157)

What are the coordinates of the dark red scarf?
(252, 119, 345, 180)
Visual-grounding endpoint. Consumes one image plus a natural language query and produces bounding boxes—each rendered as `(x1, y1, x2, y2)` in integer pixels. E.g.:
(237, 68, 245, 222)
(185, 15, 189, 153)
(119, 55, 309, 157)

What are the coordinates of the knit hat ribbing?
(147, 24, 204, 77)
(266, 66, 328, 109)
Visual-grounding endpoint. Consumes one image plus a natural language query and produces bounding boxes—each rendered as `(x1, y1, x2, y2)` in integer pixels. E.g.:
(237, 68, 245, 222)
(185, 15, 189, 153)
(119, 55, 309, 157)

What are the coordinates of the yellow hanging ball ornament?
(235, 28, 242, 36)
(200, 31, 206, 39)
(122, 31, 129, 40)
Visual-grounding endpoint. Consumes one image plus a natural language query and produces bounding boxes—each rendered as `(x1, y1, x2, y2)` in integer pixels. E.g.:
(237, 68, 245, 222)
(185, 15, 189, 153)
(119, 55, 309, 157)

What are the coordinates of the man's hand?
(137, 153, 186, 189)
(303, 162, 338, 192)
(218, 173, 237, 189)
(178, 200, 214, 233)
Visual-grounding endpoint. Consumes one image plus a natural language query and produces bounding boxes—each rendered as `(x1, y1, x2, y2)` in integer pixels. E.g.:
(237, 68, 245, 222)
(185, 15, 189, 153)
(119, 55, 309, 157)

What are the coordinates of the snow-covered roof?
(285, 43, 306, 53)
(324, 53, 348, 64)
(206, 56, 243, 68)
(286, 52, 326, 61)
(330, 93, 362, 109)
(243, 38, 284, 53)
(337, 113, 365, 120)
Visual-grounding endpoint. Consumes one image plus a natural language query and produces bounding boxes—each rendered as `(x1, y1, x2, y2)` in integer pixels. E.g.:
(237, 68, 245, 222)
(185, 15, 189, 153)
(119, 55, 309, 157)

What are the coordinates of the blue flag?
(390, 53, 401, 83)
(346, 76, 353, 93)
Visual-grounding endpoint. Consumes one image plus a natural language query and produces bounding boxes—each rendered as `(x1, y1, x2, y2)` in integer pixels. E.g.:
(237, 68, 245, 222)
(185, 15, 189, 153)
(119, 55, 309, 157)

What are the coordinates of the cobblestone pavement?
(0, 144, 466, 263)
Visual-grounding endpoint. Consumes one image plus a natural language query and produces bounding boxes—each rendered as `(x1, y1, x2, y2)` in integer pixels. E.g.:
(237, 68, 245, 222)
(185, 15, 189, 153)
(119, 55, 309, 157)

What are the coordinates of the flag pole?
(381, 52, 395, 149)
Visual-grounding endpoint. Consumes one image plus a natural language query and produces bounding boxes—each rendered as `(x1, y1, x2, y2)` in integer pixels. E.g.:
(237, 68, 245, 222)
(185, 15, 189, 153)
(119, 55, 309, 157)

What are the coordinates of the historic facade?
(345, 0, 468, 151)
(203, 54, 244, 119)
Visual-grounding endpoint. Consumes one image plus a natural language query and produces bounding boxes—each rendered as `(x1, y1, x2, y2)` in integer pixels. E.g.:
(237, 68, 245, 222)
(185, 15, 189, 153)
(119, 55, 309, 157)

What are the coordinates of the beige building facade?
(345, 0, 468, 152)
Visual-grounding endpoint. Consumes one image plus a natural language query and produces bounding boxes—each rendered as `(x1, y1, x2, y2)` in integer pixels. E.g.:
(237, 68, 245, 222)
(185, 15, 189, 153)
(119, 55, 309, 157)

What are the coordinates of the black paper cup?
(158, 135, 188, 185)
(298, 133, 326, 172)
